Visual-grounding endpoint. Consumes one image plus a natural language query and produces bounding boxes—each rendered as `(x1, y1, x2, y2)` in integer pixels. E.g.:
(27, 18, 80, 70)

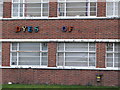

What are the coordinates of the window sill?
(0, 66, 119, 70)
(1, 16, 120, 20)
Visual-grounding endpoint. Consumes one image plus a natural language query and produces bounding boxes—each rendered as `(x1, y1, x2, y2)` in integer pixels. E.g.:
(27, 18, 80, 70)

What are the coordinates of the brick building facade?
(0, 0, 120, 86)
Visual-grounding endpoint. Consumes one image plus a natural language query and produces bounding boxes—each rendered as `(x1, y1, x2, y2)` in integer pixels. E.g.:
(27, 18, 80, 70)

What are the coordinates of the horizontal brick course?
(1, 69, 119, 86)
(1, 19, 119, 39)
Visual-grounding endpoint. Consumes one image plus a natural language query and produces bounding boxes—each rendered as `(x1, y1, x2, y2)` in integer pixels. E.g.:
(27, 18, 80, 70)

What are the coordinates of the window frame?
(11, 0, 49, 18)
(57, 0, 97, 18)
(56, 43, 96, 68)
(106, 0, 119, 17)
(0, 0, 3, 18)
(10, 42, 48, 67)
(0, 42, 1, 67)
(105, 43, 119, 68)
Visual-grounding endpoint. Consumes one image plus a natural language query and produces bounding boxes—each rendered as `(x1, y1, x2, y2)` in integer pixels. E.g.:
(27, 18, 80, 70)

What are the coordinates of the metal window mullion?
(12, 0, 13, 17)
(95, 43, 96, 67)
(10, 43, 12, 66)
(63, 43, 65, 67)
(41, 1, 43, 17)
(95, 0, 97, 16)
(113, 0, 115, 16)
(40, 43, 42, 66)
(23, 0, 25, 17)
(18, 0, 20, 17)
(88, 43, 90, 67)
(113, 43, 115, 68)
(88, 0, 90, 16)
(17, 43, 19, 66)
(65, 0, 66, 17)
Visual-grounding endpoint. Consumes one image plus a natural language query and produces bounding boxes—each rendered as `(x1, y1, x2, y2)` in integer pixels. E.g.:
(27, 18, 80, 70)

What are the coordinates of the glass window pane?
(12, 43, 17, 51)
(65, 43, 88, 51)
(42, 43, 48, 51)
(19, 57, 40, 65)
(107, 62, 113, 67)
(41, 52, 48, 66)
(57, 52, 64, 66)
(11, 52, 17, 65)
(58, 3, 65, 16)
(19, 43, 40, 51)
(13, 4, 19, 17)
(43, 3, 48, 16)
(0, 2, 3, 17)
(26, 0, 41, 3)
(25, 3, 41, 17)
(107, 43, 113, 51)
(107, 2, 113, 16)
(66, 2, 87, 16)
(89, 53, 95, 66)
(58, 43, 64, 51)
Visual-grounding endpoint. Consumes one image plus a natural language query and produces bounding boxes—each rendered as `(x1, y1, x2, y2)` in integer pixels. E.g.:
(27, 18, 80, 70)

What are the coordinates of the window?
(11, 43, 48, 66)
(106, 43, 120, 68)
(12, 0, 49, 17)
(106, 0, 120, 17)
(58, 0, 97, 17)
(57, 43, 96, 67)
(0, 43, 1, 66)
(0, 0, 3, 17)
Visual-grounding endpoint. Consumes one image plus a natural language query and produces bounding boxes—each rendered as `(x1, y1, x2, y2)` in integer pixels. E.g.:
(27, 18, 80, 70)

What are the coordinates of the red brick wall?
(97, 1, 106, 17)
(2, 69, 119, 86)
(1, 0, 120, 87)
(96, 43, 106, 68)
(3, 2, 12, 18)
(48, 42, 57, 67)
(2, 19, 119, 39)
(2, 1, 107, 18)
(2, 42, 10, 66)
(49, 0, 57, 17)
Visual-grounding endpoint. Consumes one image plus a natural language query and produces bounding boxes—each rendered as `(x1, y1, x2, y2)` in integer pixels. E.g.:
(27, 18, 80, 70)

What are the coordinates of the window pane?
(11, 52, 17, 65)
(43, 3, 48, 16)
(19, 52, 40, 65)
(57, 52, 64, 66)
(0, 42, 1, 65)
(107, 2, 113, 16)
(41, 52, 48, 66)
(0, 2, 3, 17)
(58, 43, 64, 51)
(19, 43, 40, 51)
(26, 0, 41, 3)
(19, 57, 40, 65)
(107, 43, 113, 51)
(25, 3, 41, 17)
(66, 2, 87, 16)
(42, 43, 48, 51)
(65, 43, 88, 51)
(115, 2, 118, 16)
(13, 4, 19, 17)
(106, 53, 113, 63)
(65, 62, 88, 67)
(58, 3, 65, 16)
(107, 62, 113, 67)
(115, 43, 120, 52)
(89, 43, 95, 51)
(12, 43, 17, 51)
(89, 53, 96, 66)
